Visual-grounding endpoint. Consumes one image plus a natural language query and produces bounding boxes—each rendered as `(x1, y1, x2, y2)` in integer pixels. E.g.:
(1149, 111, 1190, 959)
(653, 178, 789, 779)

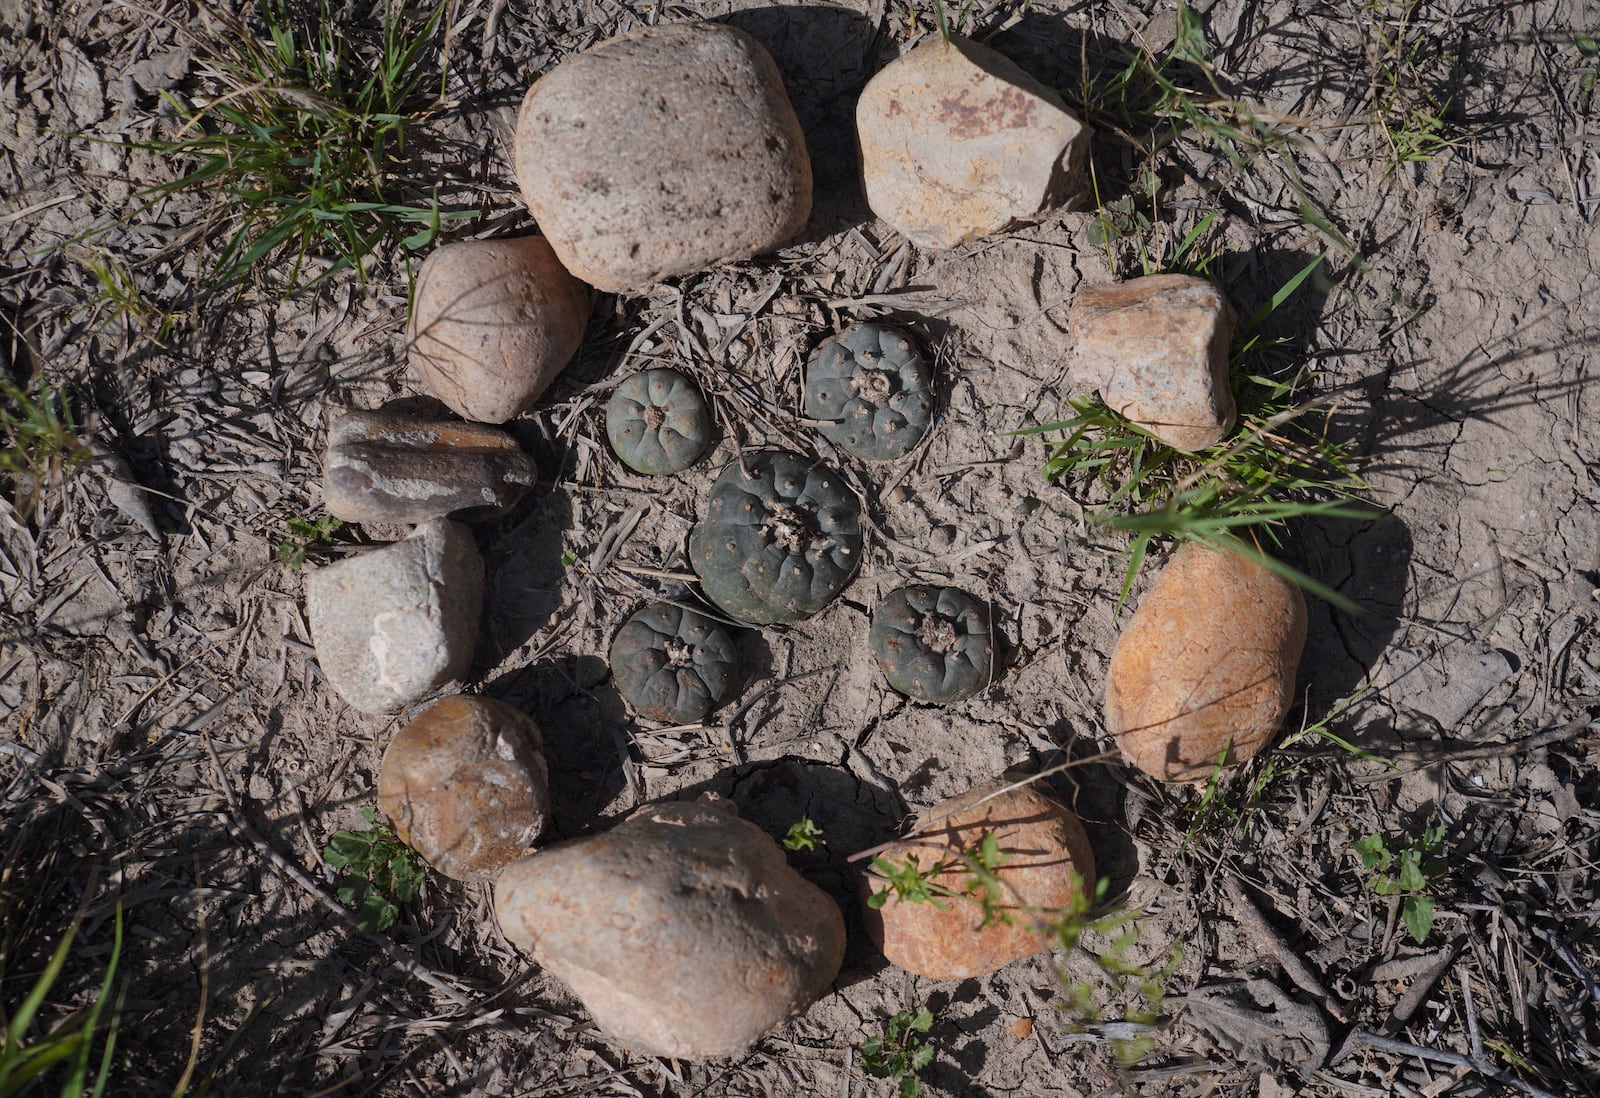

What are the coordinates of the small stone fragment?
(408, 236, 590, 424)
(869, 585, 993, 703)
(609, 603, 739, 723)
(856, 35, 1091, 249)
(323, 408, 537, 525)
(512, 21, 812, 292)
(1067, 274, 1238, 451)
(861, 777, 1095, 980)
(378, 694, 550, 882)
(804, 323, 934, 461)
(304, 519, 484, 715)
(1106, 542, 1307, 782)
(605, 369, 711, 475)
(494, 795, 845, 1059)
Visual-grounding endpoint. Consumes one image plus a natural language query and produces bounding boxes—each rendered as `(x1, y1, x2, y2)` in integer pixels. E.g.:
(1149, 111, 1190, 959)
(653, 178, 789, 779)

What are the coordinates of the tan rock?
(1106, 543, 1308, 782)
(860, 778, 1095, 980)
(1067, 274, 1238, 451)
(408, 236, 590, 423)
(513, 21, 812, 293)
(856, 35, 1091, 249)
(378, 695, 550, 882)
(323, 408, 537, 525)
(494, 795, 844, 1059)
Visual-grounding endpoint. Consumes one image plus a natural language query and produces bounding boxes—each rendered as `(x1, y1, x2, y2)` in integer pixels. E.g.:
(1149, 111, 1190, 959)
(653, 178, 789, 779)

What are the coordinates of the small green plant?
(781, 817, 824, 853)
(276, 513, 342, 568)
(865, 833, 1011, 929)
(859, 1006, 936, 1098)
(1363, 1, 1465, 174)
(1578, 34, 1599, 91)
(128, 0, 476, 295)
(1353, 826, 1446, 943)
(0, 374, 87, 512)
(323, 807, 425, 933)
(80, 251, 176, 346)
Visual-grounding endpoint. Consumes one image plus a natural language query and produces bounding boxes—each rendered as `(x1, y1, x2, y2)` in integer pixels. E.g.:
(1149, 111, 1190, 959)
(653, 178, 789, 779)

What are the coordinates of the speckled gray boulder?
(512, 21, 812, 292)
(857, 35, 1091, 249)
(494, 795, 845, 1059)
(305, 519, 483, 714)
(323, 409, 537, 524)
(1068, 274, 1238, 451)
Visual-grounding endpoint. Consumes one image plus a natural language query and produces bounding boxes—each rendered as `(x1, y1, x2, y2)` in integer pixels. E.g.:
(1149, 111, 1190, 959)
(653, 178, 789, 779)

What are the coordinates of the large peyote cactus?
(606, 368, 712, 474)
(869, 585, 993, 703)
(609, 603, 740, 723)
(688, 451, 862, 624)
(804, 323, 934, 461)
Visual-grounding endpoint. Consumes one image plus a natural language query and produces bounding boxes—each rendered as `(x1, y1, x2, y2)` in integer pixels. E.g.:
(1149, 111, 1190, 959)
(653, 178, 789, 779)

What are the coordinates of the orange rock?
(1106, 543, 1308, 782)
(861, 778, 1095, 980)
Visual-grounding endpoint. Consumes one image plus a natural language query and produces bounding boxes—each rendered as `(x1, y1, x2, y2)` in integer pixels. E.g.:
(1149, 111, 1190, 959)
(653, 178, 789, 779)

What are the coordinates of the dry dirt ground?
(2, 0, 1598, 1095)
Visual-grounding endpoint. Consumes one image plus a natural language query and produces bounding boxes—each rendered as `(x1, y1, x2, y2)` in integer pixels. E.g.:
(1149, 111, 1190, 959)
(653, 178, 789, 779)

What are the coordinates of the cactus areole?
(804, 323, 934, 461)
(688, 451, 862, 624)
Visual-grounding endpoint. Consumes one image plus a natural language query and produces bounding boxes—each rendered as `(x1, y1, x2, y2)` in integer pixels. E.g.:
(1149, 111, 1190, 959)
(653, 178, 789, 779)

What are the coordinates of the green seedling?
(0, 374, 87, 513)
(866, 832, 1012, 930)
(1578, 34, 1598, 91)
(126, 0, 475, 295)
(859, 1006, 936, 1098)
(276, 513, 342, 568)
(781, 817, 824, 854)
(1051, 878, 1176, 1066)
(323, 807, 425, 933)
(1354, 826, 1446, 943)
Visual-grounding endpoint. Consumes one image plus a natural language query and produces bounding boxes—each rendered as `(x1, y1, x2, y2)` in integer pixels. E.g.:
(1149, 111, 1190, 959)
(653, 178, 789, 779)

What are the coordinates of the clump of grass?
(0, 374, 88, 513)
(1363, 0, 1465, 175)
(132, 0, 475, 295)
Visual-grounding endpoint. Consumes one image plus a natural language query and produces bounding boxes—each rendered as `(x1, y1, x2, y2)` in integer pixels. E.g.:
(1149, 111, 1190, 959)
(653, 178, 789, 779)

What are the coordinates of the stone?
(323, 408, 537, 525)
(512, 21, 812, 293)
(378, 694, 551, 882)
(856, 35, 1091, 249)
(1067, 274, 1238, 451)
(408, 236, 590, 424)
(304, 519, 484, 714)
(1106, 543, 1307, 782)
(861, 777, 1095, 980)
(494, 795, 845, 1059)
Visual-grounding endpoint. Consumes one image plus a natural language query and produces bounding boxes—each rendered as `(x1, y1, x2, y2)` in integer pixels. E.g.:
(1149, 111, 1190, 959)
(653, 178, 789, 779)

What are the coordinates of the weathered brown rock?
(378, 695, 550, 882)
(408, 236, 590, 423)
(304, 519, 483, 714)
(861, 778, 1095, 980)
(494, 795, 844, 1059)
(1106, 543, 1308, 782)
(856, 35, 1091, 249)
(1067, 274, 1238, 451)
(323, 408, 537, 525)
(512, 21, 812, 292)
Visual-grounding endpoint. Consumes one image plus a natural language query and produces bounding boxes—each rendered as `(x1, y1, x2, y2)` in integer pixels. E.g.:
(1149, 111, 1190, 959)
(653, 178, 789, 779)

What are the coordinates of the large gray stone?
(323, 408, 537, 525)
(512, 21, 812, 293)
(494, 795, 845, 1059)
(856, 35, 1091, 249)
(1067, 274, 1238, 451)
(305, 519, 483, 714)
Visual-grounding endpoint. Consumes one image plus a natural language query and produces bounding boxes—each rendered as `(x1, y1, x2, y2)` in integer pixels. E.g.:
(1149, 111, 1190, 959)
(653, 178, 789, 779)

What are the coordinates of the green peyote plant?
(605, 368, 712, 475)
(805, 324, 935, 462)
(688, 451, 863, 624)
(869, 586, 994, 704)
(608, 602, 740, 724)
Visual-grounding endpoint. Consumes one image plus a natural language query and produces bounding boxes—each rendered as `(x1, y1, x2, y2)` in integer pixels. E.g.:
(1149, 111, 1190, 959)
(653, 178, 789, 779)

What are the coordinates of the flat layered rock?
(323, 409, 537, 525)
(857, 35, 1091, 249)
(305, 519, 483, 715)
(1068, 274, 1238, 451)
(408, 236, 590, 424)
(512, 21, 812, 292)
(1106, 543, 1307, 782)
(494, 795, 845, 1059)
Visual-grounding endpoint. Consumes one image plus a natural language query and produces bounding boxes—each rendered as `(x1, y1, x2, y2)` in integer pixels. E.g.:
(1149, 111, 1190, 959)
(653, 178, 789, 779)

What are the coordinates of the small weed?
(276, 513, 342, 568)
(866, 833, 1011, 929)
(0, 375, 88, 512)
(859, 1006, 936, 1098)
(323, 807, 425, 933)
(1576, 33, 1599, 93)
(80, 251, 176, 346)
(781, 817, 824, 853)
(1363, 0, 1465, 175)
(1354, 826, 1446, 943)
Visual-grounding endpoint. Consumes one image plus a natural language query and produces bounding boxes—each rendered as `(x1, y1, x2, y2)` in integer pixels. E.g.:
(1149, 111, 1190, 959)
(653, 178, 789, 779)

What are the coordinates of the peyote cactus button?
(688, 451, 862, 625)
(869, 585, 993, 703)
(609, 603, 739, 723)
(804, 324, 934, 461)
(605, 369, 711, 475)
